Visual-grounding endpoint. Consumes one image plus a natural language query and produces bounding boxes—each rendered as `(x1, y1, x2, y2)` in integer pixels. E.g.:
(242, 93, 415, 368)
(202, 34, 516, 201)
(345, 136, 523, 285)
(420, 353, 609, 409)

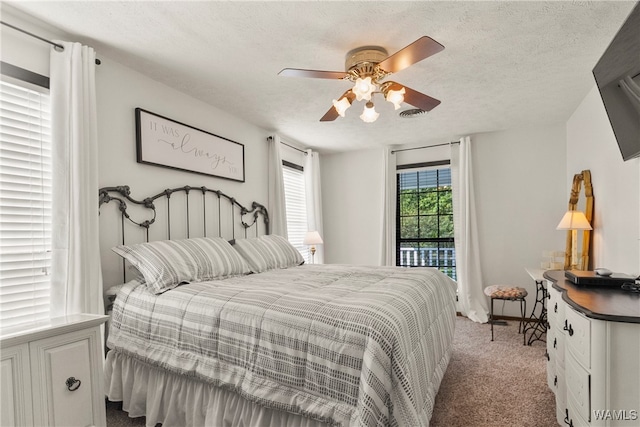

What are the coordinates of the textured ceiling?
(5, 1, 636, 153)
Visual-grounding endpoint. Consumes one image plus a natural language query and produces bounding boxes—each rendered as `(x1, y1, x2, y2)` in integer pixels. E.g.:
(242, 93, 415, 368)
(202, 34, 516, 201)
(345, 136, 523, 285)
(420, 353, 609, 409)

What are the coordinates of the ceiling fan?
(278, 36, 444, 123)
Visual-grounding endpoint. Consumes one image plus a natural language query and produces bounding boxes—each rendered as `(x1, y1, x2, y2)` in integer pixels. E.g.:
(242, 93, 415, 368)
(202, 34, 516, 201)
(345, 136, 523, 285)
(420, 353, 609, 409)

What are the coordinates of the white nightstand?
(1, 314, 108, 427)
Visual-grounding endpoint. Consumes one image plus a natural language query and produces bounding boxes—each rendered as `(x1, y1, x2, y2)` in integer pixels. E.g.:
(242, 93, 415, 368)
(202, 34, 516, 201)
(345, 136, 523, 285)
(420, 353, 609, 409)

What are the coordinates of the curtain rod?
(1, 21, 101, 65)
(391, 141, 459, 154)
(268, 136, 308, 155)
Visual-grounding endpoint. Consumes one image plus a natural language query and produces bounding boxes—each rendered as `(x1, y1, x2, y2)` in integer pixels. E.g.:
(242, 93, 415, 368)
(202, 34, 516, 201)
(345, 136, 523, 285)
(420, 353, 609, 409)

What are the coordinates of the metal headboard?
(99, 185, 269, 284)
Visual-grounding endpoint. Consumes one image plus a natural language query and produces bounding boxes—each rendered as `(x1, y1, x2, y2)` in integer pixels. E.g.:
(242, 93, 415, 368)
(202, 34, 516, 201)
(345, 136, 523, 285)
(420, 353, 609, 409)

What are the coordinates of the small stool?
(484, 285, 528, 344)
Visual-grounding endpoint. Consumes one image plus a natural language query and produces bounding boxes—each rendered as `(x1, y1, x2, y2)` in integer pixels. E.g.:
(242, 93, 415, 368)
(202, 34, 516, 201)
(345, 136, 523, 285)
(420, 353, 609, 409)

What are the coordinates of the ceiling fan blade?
(320, 90, 355, 121)
(392, 83, 441, 111)
(279, 68, 349, 80)
(378, 36, 444, 74)
(320, 106, 340, 122)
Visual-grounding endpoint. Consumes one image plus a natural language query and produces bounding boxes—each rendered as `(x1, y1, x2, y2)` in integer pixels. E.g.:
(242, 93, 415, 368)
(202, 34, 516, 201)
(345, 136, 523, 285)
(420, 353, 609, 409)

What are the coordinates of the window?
(282, 162, 309, 262)
(396, 164, 456, 280)
(0, 78, 52, 327)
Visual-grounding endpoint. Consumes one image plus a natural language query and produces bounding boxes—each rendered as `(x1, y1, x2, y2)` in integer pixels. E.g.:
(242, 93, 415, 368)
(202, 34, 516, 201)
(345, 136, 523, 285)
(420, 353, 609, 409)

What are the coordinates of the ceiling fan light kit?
(279, 36, 444, 123)
(385, 87, 406, 110)
(352, 76, 375, 101)
(332, 96, 352, 117)
(360, 101, 380, 123)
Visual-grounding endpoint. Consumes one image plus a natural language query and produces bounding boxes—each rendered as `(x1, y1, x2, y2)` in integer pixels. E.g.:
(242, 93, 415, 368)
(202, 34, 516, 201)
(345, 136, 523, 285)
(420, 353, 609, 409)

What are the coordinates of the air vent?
(399, 108, 426, 118)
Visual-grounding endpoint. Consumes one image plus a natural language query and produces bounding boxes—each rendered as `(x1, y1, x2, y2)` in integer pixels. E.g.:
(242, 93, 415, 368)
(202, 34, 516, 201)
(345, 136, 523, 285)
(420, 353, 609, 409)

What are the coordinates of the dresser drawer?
(547, 348, 556, 392)
(547, 325, 555, 357)
(566, 351, 590, 423)
(567, 392, 590, 427)
(548, 284, 564, 327)
(555, 324, 565, 368)
(547, 282, 560, 326)
(555, 365, 567, 426)
(565, 307, 591, 369)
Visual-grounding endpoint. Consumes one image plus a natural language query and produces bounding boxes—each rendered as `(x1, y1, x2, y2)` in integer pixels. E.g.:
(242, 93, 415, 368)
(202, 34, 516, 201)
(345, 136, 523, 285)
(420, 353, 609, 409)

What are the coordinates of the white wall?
(566, 86, 640, 275)
(0, 7, 52, 77)
(472, 125, 567, 316)
(321, 148, 383, 265)
(1, 6, 270, 289)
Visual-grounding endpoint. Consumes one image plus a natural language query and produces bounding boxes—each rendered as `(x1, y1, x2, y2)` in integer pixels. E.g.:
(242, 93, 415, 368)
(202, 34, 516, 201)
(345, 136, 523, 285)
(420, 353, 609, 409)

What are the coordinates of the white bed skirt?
(104, 350, 330, 427)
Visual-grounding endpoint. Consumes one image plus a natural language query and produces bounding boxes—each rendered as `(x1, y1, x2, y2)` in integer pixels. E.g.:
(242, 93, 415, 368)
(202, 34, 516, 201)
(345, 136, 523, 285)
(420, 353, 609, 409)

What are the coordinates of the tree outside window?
(396, 166, 456, 280)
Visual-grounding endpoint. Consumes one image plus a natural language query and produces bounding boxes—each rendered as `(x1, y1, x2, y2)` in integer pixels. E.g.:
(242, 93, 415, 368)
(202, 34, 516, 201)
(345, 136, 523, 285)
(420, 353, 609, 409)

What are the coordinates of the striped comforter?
(107, 264, 457, 426)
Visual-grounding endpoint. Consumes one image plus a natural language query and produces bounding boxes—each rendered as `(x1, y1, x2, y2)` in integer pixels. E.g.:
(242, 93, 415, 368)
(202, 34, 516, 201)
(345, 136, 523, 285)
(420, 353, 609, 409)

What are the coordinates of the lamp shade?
(556, 210, 592, 230)
(303, 231, 323, 245)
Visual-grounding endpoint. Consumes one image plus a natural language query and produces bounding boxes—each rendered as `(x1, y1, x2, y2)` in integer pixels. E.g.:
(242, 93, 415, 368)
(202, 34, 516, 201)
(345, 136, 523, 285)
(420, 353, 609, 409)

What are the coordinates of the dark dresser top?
(544, 270, 640, 323)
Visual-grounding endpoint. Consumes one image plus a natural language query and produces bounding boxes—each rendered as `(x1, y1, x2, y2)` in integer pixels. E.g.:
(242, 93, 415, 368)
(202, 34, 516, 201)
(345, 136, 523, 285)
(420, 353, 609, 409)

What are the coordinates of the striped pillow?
(233, 235, 304, 273)
(112, 237, 250, 294)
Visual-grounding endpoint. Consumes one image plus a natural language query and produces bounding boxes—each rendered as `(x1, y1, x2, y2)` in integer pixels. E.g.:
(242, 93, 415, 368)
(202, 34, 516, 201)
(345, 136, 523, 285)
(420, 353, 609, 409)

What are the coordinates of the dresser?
(544, 271, 640, 426)
(0, 314, 108, 427)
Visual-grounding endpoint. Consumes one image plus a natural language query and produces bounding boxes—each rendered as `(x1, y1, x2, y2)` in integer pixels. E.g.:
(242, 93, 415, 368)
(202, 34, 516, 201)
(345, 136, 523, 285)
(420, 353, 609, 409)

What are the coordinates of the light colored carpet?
(430, 316, 556, 427)
(106, 316, 557, 427)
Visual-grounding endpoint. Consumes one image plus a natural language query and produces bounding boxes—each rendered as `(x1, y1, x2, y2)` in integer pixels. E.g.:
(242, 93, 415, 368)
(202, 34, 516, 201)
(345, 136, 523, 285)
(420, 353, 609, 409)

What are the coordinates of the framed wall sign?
(135, 108, 245, 182)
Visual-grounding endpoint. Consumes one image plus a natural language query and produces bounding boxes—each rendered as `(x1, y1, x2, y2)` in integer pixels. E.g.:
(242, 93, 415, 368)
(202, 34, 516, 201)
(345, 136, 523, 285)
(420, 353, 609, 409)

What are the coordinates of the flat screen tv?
(592, 2, 640, 161)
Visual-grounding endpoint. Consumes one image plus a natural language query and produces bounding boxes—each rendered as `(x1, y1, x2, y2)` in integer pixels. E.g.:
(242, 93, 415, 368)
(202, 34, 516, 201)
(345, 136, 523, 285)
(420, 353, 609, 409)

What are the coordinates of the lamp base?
(310, 246, 316, 265)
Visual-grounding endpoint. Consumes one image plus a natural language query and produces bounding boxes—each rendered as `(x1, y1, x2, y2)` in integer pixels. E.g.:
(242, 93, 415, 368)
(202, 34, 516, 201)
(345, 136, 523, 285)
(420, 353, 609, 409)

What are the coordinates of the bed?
(99, 185, 457, 427)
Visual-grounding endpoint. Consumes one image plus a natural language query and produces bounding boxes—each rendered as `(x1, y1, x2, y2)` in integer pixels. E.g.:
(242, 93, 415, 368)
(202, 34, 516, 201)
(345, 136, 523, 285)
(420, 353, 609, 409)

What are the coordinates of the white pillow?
(233, 235, 304, 273)
(112, 237, 250, 294)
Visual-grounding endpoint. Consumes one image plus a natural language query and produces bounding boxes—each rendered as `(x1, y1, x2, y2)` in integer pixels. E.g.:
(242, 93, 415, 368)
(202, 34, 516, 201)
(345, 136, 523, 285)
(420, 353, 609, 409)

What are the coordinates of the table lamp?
(303, 231, 323, 264)
(556, 210, 592, 270)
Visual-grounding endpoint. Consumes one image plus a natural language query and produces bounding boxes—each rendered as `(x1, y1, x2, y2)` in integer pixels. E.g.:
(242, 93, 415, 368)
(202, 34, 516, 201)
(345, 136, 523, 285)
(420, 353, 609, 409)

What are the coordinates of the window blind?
(282, 165, 310, 263)
(0, 79, 52, 327)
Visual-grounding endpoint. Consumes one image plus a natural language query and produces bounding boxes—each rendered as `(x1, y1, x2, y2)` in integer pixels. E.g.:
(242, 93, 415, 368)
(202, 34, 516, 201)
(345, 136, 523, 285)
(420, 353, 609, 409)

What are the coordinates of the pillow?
(233, 235, 304, 273)
(112, 237, 250, 294)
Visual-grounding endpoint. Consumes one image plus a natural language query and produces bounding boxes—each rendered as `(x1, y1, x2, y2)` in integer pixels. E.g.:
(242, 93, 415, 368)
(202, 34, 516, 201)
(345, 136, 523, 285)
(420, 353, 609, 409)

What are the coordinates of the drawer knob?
(564, 409, 571, 426)
(554, 375, 558, 386)
(554, 338, 557, 348)
(545, 350, 550, 361)
(65, 377, 81, 391)
(554, 303, 558, 313)
(563, 320, 574, 336)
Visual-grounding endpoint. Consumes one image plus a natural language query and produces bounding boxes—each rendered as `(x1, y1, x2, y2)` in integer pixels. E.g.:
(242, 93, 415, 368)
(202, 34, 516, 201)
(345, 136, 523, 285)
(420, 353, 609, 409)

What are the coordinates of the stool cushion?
(484, 285, 528, 300)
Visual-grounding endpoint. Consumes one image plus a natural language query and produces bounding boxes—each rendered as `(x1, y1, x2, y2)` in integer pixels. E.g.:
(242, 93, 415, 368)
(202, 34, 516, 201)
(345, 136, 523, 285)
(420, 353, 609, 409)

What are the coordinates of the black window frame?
(395, 160, 456, 280)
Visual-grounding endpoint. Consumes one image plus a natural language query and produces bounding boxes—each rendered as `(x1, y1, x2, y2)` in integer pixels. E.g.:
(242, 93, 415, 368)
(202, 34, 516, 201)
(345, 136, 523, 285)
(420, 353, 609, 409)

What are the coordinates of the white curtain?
(304, 149, 324, 264)
(451, 137, 488, 323)
(268, 135, 288, 237)
(49, 42, 103, 316)
(379, 147, 397, 266)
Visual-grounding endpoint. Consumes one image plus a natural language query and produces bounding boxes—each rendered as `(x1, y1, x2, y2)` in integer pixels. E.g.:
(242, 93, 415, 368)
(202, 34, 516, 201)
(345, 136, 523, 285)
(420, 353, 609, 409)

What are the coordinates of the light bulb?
(360, 101, 379, 123)
(352, 77, 375, 101)
(332, 97, 352, 117)
(385, 87, 406, 110)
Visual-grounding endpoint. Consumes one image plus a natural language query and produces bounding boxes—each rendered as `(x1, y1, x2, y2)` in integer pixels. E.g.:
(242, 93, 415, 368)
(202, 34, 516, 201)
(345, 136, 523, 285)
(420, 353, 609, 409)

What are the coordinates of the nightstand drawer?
(34, 337, 95, 427)
(1, 314, 107, 427)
